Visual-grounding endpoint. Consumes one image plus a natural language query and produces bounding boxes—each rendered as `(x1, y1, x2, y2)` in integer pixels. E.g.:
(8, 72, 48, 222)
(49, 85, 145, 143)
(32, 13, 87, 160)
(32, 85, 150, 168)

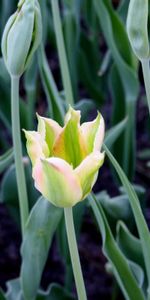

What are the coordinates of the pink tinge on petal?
(40, 157, 83, 207)
(37, 115, 63, 154)
(32, 160, 44, 193)
(45, 157, 82, 197)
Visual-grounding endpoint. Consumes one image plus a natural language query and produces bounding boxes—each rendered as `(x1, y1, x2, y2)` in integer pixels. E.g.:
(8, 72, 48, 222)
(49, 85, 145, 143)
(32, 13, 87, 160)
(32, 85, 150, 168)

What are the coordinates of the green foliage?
(21, 197, 63, 300)
(1, 0, 150, 299)
(104, 144, 150, 297)
(89, 193, 145, 300)
(0, 148, 14, 174)
(94, 0, 139, 180)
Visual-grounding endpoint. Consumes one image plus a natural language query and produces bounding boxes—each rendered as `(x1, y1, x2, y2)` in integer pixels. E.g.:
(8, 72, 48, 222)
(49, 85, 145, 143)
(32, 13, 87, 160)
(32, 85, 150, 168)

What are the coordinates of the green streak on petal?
(40, 158, 82, 207)
(23, 130, 49, 166)
(81, 113, 104, 153)
(52, 107, 87, 168)
(37, 115, 62, 155)
(74, 151, 105, 199)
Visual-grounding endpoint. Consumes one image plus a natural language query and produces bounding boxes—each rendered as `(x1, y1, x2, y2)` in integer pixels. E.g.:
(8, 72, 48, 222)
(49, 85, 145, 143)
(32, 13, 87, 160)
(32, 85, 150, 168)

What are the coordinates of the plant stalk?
(64, 207, 87, 300)
(51, 0, 74, 106)
(11, 76, 29, 235)
(141, 59, 150, 116)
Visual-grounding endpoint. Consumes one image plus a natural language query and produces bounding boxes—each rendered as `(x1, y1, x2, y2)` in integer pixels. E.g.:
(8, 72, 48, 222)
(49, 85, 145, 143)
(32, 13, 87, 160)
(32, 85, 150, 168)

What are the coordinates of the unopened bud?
(1, 0, 42, 76)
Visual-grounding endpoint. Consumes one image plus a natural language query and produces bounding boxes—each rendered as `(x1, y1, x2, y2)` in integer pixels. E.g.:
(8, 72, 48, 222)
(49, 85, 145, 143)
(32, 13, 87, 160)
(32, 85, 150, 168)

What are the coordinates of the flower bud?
(127, 0, 150, 60)
(24, 107, 105, 208)
(1, 0, 42, 76)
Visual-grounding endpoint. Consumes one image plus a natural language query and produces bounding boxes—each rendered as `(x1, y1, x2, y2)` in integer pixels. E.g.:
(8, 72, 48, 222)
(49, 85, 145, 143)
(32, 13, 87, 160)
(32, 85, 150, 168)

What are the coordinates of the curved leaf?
(94, 0, 139, 179)
(35, 283, 75, 300)
(104, 144, 150, 293)
(116, 221, 145, 272)
(0, 148, 13, 174)
(89, 193, 145, 300)
(21, 197, 63, 300)
(38, 45, 64, 124)
(104, 118, 127, 149)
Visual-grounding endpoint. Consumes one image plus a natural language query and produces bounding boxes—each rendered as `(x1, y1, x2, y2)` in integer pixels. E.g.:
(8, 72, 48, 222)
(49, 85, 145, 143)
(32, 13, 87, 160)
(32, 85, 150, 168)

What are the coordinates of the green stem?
(51, 0, 74, 106)
(141, 59, 150, 116)
(11, 76, 29, 235)
(64, 207, 87, 300)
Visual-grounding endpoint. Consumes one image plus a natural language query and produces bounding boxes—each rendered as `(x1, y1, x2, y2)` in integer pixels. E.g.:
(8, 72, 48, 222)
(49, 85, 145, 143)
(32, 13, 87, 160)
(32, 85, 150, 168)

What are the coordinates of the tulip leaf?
(104, 117, 127, 149)
(116, 221, 145, 272)
(51, 0, 74, 106)
(78, 32, 104, 104)
(24, 55, 38, 129)
(1, 162, 39, 226)
(36, 284, 75, 300)
(89, 193, 145, 300)
(63, 7, 79, 100)
(129, 260, 144, 288)
(21, 196, 63, 300)
(103, 144, 150, 293)
(6, 279, 22, 300)
(100, 194, 132, 221)
(94, 0, 139, 180)
(0, 148, 14, 174)
(0, 289, 6, 300)
(4, 280, 75, 300)
(98, 49, 111, 76)
(38, 45, 64, 124)
(74, 99, 96, 123)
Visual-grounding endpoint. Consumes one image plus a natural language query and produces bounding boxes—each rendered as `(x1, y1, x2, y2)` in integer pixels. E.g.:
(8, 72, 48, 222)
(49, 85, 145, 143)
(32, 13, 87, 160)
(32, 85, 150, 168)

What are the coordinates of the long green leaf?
(94, 0, 139, 179)
(63, 8, 79, 100)
(51, 0, 74, 106)
(89, 193, 145, 300)
(6, 279, 22, 300)
(24, 56, 38, 129)
(21, 197, 63, 300)
(0, 148, 14, 174)
(38, 45, 64, 124)
(103, 144, 150, 294)
(104, 118, 127, 149)
(116, 221, 145, 272)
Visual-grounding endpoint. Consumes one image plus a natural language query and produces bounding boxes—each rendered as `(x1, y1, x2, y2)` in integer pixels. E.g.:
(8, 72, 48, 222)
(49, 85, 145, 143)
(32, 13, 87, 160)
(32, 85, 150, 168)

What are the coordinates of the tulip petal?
(23, 130, 49, 166)
(33, 157, 83, 207)
(74, 151, 105, 199)
(37, 115, 62, 154)
(81, 112, 105, 153)
(52, 107, 87, 168)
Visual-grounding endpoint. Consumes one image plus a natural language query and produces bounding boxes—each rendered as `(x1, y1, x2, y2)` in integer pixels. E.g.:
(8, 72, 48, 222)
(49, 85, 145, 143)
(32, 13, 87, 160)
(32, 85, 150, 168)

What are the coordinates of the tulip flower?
(1, 0, 42, 76)
(24, 107, 105, 208)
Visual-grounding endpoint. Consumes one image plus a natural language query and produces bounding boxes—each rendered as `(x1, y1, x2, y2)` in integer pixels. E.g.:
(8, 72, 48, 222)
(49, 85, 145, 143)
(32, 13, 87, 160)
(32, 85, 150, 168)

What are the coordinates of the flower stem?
(141, 59, 150, 116)
(64, 207, 87, 300)
(51, 0, 74, 106)
(11, 76, 29, 235)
